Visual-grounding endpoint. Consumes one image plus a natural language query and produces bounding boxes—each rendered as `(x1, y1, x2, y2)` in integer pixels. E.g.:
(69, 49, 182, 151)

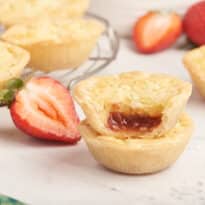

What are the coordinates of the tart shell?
(25, 39, 100, 71)
(74, 71, 192, 139)
(79, 113, 194, 174)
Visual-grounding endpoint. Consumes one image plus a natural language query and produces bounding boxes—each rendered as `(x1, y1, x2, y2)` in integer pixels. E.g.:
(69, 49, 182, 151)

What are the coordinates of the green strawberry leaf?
(6, 78, 24, 90)
(0, 195, 26, 205)
(0, 89, 15, 107)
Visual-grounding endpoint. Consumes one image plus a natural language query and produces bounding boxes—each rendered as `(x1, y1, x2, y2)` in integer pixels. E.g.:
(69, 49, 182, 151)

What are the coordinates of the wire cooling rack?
(21, 13, 120, 88)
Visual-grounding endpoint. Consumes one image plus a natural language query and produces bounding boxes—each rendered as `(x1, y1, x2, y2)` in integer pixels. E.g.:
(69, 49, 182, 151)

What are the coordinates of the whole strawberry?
(0, 77, 81, 144)
(133, 11, 182, 54)
(183, 0, 205, 46)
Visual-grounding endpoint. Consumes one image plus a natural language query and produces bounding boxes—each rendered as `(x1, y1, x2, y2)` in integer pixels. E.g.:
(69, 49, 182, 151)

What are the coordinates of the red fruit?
(133, 11, 182, 54)
(183, 0, 205, 46)
(10, 77, 80, 143)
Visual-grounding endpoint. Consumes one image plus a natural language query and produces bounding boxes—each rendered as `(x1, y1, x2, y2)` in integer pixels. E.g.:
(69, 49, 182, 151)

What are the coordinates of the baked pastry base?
(79, 113, 194, 174)
(26, 39, 100, 71)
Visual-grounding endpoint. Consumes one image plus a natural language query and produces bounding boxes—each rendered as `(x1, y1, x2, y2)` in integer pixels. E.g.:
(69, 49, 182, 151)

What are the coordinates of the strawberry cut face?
(10, 77, 81, 143)
(142, 14, 173, 48)
(133, 11, 182, 54)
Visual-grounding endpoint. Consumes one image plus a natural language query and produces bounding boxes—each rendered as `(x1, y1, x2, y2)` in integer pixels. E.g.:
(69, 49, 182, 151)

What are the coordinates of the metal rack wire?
(22, 13, 120, 88)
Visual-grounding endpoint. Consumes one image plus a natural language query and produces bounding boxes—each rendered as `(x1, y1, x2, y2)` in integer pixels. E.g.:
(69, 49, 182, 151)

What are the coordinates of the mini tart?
(0, 0, 90, 28)
(74, 71, 192, 139)
(0, 40, 30, 89)
(183, 46, 205, 99)
(79, 113, 194, 174)
(1, 18, 104, 71)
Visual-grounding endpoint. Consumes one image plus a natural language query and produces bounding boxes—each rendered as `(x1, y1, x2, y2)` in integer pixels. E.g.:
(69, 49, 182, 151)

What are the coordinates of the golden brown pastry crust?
(0, 0, 90, 27)
(1, 18, 104, 71)
(74, 71, 192, 139)
(0, 40, 30, 88)
(183, 45, 205, 99)
(79, 113, 194, 174)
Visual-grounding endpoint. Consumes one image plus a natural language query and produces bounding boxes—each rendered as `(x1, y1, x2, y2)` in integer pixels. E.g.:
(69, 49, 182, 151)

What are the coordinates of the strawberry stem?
(0, 78, 24, 107)
(6, 78, 24, 90)
(0, 89, 14, 107)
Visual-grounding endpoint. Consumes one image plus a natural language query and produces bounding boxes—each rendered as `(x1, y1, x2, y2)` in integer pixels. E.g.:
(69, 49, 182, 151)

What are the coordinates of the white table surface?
(0, 39, 205, 205)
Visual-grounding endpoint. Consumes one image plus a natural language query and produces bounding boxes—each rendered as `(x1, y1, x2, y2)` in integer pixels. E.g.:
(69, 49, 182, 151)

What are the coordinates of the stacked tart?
(74, 71, 194, 174)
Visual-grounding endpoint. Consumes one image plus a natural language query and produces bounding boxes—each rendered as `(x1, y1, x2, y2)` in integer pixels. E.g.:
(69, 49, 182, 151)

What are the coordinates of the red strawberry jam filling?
(108, 112, 162, 132)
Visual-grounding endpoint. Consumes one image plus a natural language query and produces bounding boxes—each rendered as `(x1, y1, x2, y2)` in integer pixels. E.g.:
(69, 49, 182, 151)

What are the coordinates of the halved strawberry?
(9, 77, 80, 144)
(133, 11, 182, 54)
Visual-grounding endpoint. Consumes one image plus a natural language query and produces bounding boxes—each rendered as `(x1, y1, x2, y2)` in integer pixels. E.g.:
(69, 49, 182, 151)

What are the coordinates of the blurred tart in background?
(0, 0, 90, 28)
(1, 17, 104, 71)
(183, 46, 205, 99)
(79, 113, 194, 174)
(74, 71, 192, 139)
(0, 41, 29, 89)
